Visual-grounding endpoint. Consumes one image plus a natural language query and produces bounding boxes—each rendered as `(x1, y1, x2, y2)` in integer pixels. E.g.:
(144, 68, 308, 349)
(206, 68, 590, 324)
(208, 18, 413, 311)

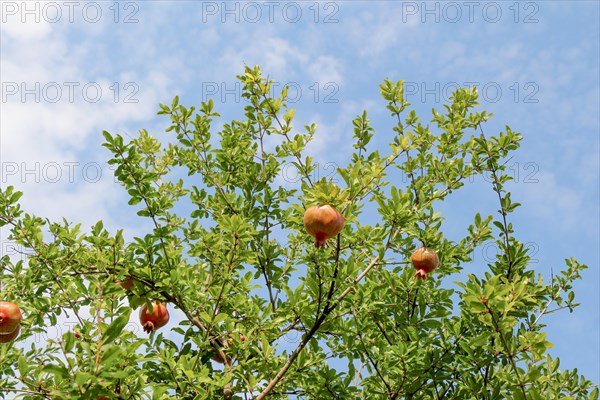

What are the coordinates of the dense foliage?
(0, 66, 596, 399)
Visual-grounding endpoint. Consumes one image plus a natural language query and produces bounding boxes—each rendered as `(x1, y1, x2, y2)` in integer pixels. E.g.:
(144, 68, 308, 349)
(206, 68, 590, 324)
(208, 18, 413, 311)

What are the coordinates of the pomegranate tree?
(303, 204, 345, 247)
(139, 302, 169, 333)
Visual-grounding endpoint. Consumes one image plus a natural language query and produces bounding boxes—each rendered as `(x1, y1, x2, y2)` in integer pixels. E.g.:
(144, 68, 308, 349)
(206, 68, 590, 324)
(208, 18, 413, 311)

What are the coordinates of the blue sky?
(1, 0, 598, 384)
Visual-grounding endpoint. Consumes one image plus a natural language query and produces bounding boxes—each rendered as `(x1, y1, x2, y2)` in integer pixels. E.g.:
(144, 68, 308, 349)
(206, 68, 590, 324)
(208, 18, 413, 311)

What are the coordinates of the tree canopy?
(0, 66, 596, 399)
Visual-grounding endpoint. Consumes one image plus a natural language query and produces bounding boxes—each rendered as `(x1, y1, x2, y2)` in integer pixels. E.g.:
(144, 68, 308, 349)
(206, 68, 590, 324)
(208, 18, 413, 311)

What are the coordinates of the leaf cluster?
(0, 67, 595, 399)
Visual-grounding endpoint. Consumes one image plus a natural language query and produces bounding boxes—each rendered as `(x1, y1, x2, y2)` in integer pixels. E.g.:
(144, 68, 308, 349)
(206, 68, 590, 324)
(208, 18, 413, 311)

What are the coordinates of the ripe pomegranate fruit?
(0, 301, 22, 335)
(0, 325, 20, 343)
(117, 278, 134, 291)
(303, 204, 344, 247)
(139, 302, 169, 333)
(411, 247, 439, 280)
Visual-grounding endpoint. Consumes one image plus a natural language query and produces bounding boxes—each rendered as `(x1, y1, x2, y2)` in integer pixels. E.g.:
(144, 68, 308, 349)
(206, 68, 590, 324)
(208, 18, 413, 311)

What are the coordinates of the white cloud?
(0, 5, 53, 39)
(0, 8, 183, 231)
(307, 55, 344, 86)
(343, 5, 420, 58)
(512, 171, 586, 231)
(217, 36, 309, 79)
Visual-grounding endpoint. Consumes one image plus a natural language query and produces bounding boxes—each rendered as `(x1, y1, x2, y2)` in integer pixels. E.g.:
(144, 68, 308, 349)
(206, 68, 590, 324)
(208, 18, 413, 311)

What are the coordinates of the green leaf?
(42, 364, 69, 380)
(102, 309, 132, 345)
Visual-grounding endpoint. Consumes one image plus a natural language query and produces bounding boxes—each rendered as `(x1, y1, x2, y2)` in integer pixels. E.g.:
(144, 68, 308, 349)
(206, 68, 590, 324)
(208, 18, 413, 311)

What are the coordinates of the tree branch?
(254, 256, 380, 400)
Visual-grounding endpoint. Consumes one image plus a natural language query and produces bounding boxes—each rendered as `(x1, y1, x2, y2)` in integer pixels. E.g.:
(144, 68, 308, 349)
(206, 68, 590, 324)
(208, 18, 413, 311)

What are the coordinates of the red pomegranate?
(117, 278, 134, 291)
(0, 325, 20, 343)
(0, 301, 22, 335)
(303, 205, 344, 247)
(411, 247, 439, 280)
(139, 302, 169, 333)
